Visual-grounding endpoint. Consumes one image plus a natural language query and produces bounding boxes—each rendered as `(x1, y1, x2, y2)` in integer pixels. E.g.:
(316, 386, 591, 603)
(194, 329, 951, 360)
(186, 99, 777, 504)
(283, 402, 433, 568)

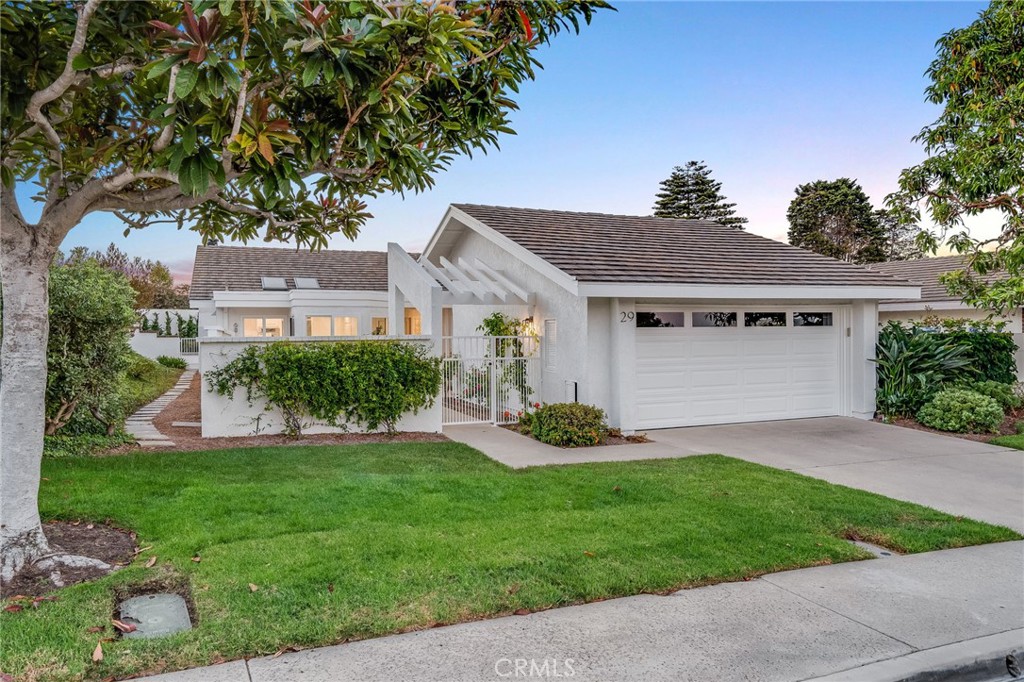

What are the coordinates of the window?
(405, 308, 421, 335)
(333, 316, 358, 336)
(305, 315, 358, 336)
(745, 312, 787, 327)
(306, 316, 332, 336)
(692, 312, 737, 328)
(371, 317, 388, 335)
(260, 276, 287, 290)
(243, 317, 285, 337)
(636, 312, 686, 328)
(793, 312, 833, 327)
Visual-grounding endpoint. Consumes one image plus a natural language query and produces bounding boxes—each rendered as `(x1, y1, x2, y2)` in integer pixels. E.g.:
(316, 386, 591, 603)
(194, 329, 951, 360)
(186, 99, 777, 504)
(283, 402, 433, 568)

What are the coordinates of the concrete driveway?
(650, 417, 1024, 532)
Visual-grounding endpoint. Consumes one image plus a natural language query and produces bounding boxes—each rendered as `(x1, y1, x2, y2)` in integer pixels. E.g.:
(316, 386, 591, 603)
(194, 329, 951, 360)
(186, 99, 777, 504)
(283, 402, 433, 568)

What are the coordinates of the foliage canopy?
(652, 160, 747, 229)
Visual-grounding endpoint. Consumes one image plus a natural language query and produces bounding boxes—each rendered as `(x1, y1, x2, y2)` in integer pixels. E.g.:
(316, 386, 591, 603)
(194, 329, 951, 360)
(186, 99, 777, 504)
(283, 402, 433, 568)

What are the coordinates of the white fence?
(441, 336, 541, 426)
(180, 337, 199, 355)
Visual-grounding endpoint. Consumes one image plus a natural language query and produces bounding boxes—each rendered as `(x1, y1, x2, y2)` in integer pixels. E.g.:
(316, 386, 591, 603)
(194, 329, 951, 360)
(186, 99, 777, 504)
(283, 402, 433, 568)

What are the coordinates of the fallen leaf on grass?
(3, 605, 22, 613)
(86, 626, 105, 633)
(92, 642, 103, 662)
(248, 583, 259, 592)
(145, 556, 157, 568)
(327, 583, 334, 593)
(272, 646, 299, 659)
(191, 555, 201, 563)
(132, 545, 153, 556)
(111, 619, 136, 634)
(582, 551, 595, 558)
(513, 608, 530, 616)
(86, 523, 94, 530)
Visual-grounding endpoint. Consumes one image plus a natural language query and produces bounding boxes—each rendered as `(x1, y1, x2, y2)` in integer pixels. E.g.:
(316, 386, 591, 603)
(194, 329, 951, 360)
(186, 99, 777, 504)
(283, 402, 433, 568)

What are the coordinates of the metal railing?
(441, 336, 541, 426)
(179, 337, 199, 355)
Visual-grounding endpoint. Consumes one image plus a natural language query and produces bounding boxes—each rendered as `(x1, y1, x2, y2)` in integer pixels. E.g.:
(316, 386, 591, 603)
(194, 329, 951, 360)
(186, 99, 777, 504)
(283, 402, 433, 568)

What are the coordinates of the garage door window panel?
(636, 312, 687, 328)
(793, 312, 833, 327)
(745, 312, 787, 327)
(692, 312, 737, 328)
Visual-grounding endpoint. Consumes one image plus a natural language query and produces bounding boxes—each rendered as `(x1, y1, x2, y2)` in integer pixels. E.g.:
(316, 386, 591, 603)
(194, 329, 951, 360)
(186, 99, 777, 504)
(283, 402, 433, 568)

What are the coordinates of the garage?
(635, 307, 844, 429)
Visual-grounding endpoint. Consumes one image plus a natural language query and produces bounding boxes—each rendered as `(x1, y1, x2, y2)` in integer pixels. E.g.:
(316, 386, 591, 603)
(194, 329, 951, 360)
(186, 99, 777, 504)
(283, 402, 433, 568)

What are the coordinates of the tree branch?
(24, 0, 103, 156)
(152, 64, 180, 153)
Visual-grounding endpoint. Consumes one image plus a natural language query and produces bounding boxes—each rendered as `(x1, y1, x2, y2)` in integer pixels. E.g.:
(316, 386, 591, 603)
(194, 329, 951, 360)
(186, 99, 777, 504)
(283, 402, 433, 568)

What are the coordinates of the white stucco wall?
(130, 333, 185, 360)
(436, 229, 589, 406)
(198, 337, 442, 437)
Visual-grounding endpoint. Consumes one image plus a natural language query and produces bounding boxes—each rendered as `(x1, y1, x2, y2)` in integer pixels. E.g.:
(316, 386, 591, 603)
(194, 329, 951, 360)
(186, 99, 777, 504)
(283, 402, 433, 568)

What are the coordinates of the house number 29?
(619, 312, 635, 322)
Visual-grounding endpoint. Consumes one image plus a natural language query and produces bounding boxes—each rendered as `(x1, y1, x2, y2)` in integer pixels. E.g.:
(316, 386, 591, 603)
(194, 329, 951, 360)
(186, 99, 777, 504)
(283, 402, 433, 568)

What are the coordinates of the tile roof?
(452, 204, 915, 288)
(868, 255, 982, 304)
(190, 245, 388, 300)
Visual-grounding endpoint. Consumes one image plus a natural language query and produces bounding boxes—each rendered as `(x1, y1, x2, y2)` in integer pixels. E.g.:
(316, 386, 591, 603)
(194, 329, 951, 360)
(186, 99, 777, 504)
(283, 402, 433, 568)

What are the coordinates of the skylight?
(294, 277, 320, 289)
(260, 276, 288, 290)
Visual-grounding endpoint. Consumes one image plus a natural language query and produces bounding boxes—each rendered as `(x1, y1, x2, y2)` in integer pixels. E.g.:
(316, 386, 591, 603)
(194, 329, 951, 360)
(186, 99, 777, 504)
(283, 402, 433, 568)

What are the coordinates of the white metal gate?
(441, 336, 541, 426)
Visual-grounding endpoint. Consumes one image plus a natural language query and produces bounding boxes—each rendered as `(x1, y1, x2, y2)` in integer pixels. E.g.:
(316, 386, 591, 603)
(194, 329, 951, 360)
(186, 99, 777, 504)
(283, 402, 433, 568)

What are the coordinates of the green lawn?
(2, 443, 1018, 681)
(990, 434, 1024, 449)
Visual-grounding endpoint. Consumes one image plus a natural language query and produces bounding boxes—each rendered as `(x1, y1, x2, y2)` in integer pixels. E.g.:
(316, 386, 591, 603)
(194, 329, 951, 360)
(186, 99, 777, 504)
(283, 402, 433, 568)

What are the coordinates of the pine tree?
(652, 161, 748, 229)
(786, 178, 887, 264)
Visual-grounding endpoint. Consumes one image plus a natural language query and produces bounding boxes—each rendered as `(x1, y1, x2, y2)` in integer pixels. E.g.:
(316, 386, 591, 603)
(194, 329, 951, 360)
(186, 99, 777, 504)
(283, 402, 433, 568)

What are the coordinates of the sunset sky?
(29, 1, 990, 283)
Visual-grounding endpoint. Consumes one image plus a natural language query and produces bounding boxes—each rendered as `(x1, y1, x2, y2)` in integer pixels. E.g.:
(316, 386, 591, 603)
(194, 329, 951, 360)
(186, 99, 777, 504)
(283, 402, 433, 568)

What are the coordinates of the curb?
(806, 629, 1024, 682)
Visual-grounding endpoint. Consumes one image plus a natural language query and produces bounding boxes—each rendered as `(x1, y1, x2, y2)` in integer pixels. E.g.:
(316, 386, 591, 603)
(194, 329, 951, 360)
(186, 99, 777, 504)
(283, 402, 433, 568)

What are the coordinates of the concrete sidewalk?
(143, 541, 1024, 682)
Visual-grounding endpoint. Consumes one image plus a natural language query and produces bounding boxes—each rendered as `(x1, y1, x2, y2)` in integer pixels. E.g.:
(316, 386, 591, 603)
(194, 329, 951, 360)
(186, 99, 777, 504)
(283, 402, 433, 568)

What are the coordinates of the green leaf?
(71, 54, 92, 71)
(147, 56, 179, 81)
(302, 58, 322, 88)
(181, 126, 197, 155)
(191, 161, 209, 196)
(175, 63, 200, 99)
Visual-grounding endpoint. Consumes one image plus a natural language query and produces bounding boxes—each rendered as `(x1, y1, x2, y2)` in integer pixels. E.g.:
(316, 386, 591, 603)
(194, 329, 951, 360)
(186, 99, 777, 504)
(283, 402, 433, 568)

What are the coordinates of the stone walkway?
(125, 370, 195, 448)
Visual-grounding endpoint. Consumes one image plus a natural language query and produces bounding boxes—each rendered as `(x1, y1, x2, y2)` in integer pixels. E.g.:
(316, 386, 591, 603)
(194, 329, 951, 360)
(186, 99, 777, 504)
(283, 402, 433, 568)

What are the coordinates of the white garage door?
(635, 308, 843, 429)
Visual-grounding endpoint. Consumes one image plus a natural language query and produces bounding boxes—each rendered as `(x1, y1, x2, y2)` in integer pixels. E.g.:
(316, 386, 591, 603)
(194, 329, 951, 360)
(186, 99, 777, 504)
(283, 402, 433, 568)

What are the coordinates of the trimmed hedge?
(956, 379, 1021, 412)
(917, 388, 1003, 434)
(206, 340, 441, 435)
(520, 402, 607, 447)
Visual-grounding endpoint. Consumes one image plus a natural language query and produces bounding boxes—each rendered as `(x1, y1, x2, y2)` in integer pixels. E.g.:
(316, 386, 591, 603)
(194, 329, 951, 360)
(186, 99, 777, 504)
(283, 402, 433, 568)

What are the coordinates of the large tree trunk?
(0, 214, 55, 585)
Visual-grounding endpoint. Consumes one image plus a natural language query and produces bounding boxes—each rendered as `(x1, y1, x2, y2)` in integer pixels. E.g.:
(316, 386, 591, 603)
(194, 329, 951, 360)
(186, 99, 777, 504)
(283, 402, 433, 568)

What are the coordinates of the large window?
(636, 312, 686, 328)
(793, 312, 833, 327)
(371, 317, 388, 335)
(692, 312, 737, 328)
(243, 317, 285, 337)
(305, 315, 358, 336)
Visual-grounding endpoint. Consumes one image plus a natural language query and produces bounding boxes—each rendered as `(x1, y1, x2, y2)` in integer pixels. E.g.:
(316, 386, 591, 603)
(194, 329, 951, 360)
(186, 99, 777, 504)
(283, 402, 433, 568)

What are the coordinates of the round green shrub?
(916, 388, 1004, 433)
(525, 402, 607, 447)
(956, 380, 1021, 412)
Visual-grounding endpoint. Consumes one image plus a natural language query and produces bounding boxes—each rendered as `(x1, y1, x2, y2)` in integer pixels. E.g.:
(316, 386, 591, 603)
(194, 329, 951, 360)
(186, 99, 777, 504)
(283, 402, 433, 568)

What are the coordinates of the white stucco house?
(192, 204, 923, 436)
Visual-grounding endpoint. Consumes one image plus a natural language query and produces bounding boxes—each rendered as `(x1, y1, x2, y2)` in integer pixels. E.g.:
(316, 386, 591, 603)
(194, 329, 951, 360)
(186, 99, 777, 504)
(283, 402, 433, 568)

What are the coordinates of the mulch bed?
(877, 405, 1024, 443)
(501, 423, 650, 448)
(105, 372, 449, 454)
(2, 522, 138, 598)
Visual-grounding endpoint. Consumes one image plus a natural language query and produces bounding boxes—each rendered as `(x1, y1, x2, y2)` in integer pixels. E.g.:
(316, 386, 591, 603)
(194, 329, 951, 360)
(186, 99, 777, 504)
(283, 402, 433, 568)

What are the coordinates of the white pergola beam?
(458, 257, 507, 302)
(420, 258, 469, 295)
(472, 259, 529, 302)
(439, 256, 488, 299)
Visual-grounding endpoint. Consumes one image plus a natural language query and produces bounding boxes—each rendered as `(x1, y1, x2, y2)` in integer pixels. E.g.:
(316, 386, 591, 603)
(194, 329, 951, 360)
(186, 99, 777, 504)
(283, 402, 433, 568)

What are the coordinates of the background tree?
(787, 178, 887, 263)
(888, 1, 1023, 313)
(61, 243, 190, 308)
(0, 0, 609, 583)
(875, 208, 924, 261)
(46, 259, 137, 436)
(652, 160, 748, 228)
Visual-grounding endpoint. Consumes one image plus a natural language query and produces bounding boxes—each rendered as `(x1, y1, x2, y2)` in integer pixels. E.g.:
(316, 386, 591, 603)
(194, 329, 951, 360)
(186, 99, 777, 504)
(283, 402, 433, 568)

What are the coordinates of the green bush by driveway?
(2, 443, 1017, 681)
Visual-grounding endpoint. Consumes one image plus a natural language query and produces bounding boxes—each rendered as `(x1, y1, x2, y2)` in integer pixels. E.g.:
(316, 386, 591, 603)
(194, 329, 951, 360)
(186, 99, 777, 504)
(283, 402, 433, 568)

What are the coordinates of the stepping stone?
(171, 421, 202, 428)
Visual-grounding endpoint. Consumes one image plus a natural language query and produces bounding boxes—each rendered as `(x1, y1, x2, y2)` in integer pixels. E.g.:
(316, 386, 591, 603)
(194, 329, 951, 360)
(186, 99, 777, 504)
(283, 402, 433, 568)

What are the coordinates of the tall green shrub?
(923, 317, 1018, 384)
(874, 322, 973, 418)
(46, 261, 137, 435)
(207, 340, 441, 435)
